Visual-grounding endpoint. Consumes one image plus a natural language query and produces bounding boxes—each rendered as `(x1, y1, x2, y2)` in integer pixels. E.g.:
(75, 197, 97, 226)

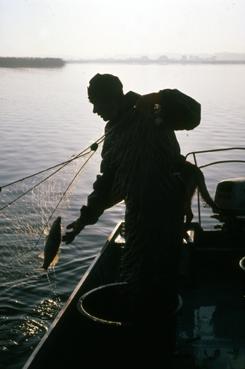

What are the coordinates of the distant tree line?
(66, 57, 245, 65)
(0, 57, 65, 68)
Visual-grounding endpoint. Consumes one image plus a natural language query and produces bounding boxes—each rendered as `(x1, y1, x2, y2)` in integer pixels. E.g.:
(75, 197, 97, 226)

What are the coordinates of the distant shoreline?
(67, 58, 245, 65)
(1, 56, 245, 68)
(0, 57, 65, 68)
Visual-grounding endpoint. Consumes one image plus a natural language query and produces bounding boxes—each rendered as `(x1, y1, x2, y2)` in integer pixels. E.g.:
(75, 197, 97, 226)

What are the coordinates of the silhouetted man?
(63, 73, 201, 363)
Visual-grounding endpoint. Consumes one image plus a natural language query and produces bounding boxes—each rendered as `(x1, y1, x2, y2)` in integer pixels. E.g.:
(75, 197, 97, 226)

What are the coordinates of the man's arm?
(63, 168, 123, 244)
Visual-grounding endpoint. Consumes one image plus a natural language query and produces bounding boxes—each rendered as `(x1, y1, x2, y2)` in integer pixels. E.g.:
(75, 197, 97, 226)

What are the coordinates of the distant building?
(158, 55, 169, 62)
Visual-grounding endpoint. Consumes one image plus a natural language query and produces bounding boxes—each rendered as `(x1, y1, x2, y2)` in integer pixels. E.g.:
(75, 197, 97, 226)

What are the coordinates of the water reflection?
(1, 63, 245, 369)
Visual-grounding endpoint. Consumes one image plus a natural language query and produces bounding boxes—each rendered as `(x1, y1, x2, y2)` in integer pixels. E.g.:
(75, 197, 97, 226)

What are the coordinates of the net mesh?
(0, 142, 102, 283)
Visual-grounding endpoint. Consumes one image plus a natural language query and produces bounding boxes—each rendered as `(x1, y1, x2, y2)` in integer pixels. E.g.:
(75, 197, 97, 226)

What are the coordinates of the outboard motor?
(215, 177, 245, 215)
(214, 177, 245, 232)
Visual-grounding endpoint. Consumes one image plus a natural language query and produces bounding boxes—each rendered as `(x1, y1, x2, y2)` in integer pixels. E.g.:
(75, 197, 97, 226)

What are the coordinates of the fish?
(42, 216, 62, 270)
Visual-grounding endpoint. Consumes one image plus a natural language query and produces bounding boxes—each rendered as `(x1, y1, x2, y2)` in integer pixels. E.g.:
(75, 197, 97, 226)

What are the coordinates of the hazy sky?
(1, 0, 245, 58)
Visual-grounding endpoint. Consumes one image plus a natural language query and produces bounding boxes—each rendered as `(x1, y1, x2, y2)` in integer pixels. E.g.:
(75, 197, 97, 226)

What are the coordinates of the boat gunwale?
(22, 221, 124, 369)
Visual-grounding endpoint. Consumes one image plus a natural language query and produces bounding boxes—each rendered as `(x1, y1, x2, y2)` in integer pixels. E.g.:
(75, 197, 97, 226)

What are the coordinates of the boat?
(22, 148, 245, 369)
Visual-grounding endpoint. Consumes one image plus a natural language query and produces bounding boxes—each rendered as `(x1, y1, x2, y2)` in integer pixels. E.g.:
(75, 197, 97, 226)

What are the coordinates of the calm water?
(0, 63, 245, 369)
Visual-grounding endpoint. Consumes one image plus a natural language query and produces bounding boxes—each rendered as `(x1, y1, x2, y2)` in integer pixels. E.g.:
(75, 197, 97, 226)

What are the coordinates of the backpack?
(159, 88, 201, 130)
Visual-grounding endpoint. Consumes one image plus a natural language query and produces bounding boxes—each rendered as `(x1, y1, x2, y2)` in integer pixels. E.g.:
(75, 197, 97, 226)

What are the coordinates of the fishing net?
(0, 138, 102, 366)
(0, 137, 104, 284)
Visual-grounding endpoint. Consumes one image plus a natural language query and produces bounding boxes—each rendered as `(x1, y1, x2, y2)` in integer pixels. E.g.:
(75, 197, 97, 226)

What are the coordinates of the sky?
(0, 0, 245, 59)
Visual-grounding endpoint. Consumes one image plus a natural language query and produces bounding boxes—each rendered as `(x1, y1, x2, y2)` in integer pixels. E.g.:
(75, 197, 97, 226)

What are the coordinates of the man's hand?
(62, 217, 85, 244)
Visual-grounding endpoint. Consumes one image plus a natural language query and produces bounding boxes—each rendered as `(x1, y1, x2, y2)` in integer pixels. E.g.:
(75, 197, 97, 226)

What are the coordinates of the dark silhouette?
(178, 160, 218, 225)
(63, 73, 201, 362)
(42, 216, 62, 270)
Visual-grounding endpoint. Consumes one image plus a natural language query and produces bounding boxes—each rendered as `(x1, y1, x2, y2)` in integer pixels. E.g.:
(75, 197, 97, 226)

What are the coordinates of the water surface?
(0, 63, 245, 369)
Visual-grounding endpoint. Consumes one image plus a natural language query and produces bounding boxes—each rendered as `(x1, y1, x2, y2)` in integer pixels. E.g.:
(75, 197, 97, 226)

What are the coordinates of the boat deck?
(23, 222, 245, 369)
(174, 226, 245, 368)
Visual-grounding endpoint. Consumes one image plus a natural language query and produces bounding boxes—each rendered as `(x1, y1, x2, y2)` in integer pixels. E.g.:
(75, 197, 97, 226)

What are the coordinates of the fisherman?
(63, 73, 201, 363)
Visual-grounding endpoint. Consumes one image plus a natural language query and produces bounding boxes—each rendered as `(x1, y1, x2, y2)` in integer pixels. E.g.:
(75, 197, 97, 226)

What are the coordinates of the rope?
(0, 134, 105, 191)
(34, 150, 96, 247)
(0, 135, 104, 211)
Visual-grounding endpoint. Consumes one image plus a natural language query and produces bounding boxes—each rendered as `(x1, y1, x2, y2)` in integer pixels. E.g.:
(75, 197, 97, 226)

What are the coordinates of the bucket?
(77, 282, 183, 327)
(239, 256, 245, 272)
(77, 282, 131, 327)
(239, 256, 245, 295)
(77, 282, 183, 367)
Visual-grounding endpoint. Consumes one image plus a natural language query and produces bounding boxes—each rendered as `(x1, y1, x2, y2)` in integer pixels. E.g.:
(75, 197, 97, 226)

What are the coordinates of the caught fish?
(42, 216, 62, 270)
